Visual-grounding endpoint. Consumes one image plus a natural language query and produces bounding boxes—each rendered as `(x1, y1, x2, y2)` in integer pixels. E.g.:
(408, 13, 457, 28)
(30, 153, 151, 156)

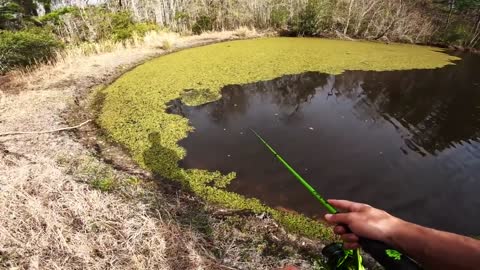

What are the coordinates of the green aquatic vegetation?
(98, 37, 458, 238)
(179, 88, 221, 106)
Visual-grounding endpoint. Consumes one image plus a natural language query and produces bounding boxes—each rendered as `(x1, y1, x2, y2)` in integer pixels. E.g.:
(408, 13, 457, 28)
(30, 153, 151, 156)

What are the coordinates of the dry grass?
(0, 152, 169, 269)
(234, 27, 258, 38)
(0, 86, 171, 269)
(8, 31, 171, 90)
(0, 29, 320, 270)
(8, 30, 264, 91)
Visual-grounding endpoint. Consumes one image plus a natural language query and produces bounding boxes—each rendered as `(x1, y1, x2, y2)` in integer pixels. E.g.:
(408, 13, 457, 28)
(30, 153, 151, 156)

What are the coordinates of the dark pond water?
(168, 52, 480, 235)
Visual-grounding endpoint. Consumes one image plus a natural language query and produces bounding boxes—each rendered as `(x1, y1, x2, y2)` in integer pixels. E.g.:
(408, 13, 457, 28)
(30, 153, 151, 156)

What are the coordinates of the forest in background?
(0, 0, 479, 73)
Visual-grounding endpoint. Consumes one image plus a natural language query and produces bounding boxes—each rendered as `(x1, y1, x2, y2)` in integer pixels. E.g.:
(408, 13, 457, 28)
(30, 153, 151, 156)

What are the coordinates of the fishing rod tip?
(248, 128, 259, 136)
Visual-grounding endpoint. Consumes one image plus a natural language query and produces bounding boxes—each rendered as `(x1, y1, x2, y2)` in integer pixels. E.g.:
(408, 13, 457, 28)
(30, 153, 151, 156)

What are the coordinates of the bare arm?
(324, 199, 480, 270)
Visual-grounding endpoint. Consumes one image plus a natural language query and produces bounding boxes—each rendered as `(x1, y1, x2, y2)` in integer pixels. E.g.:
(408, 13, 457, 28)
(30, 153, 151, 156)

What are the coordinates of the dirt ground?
(0, 31, 326, 270)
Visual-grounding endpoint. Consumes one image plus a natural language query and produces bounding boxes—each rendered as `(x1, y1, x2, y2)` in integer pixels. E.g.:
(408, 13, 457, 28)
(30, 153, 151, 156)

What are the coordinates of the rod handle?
(358, 237, 423, 270)
(338, 223, 423, 269)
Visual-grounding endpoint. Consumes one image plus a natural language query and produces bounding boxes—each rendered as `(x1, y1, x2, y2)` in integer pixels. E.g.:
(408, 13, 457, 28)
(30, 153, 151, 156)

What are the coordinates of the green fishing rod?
(250, 129, 423, 270)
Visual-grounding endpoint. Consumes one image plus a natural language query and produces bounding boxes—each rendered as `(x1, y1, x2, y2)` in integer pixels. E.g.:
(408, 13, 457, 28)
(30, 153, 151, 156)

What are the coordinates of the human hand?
(324, 199, 404, 249)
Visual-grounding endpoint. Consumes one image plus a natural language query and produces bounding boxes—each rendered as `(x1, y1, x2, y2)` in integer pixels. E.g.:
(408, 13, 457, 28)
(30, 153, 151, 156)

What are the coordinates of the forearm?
(324, 200, 480, 269)
(388, 220, 480, 270)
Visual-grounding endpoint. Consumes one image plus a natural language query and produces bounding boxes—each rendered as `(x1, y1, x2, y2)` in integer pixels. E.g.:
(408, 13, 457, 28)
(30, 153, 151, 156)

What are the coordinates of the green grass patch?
(127, 177, 141, 186)
(91, 177, 115, 192)
(98, 37, 458, 239)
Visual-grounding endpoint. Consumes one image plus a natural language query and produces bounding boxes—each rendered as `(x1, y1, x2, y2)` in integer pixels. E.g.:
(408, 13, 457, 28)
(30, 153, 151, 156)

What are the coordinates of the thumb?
(325, 213, 353, 225)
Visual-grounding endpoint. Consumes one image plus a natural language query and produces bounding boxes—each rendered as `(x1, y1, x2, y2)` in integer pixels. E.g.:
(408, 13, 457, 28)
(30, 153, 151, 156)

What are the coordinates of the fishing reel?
(322, 243, 363, 270)
(322, 242, 423, 270)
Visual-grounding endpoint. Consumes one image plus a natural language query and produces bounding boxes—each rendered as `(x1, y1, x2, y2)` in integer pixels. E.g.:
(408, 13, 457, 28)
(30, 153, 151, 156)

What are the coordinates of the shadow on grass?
(143, 132, 180, 177)
(143, 132, 215, 236)
(142, 132, 221, 268)
(142, 132, 334, 269)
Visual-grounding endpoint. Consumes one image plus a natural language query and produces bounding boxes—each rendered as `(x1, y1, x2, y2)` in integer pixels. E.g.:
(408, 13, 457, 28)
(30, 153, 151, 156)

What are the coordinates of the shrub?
(270, 5, 290, 29)
(192, 15, 214, 35)
(0, 0, 23, 30)
(442, 23, 472, 46)
(0, 28, 62, 73)
(234, 26, 250, 37)
(113, 22, 158, 41)
(110, 10, 134, 40)
(40, 7, 158, 43)
(289, 0, 333, 36)
(107, 10, 159, 41)
(38, 6, 76, 25)
(161, 39, 173, 50)
(174, 11, 189, 22)
(130, 22, 159, 36)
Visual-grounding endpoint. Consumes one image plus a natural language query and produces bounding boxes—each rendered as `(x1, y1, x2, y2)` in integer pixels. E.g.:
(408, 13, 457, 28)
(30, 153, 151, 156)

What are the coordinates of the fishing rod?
(250, 129, 422, 270)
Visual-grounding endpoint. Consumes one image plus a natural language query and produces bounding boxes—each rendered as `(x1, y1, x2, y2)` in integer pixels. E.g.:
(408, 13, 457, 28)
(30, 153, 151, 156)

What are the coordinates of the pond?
(170, 52, 480, 236)
(99, 37, 468, 237)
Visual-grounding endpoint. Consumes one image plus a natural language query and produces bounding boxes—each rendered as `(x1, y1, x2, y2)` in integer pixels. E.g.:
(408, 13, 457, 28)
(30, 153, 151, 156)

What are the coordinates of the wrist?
(383, 216, 409, 248)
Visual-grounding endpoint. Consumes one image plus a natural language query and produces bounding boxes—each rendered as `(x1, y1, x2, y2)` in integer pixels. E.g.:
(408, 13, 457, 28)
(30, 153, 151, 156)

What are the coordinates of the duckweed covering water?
(98, 37, 458, 239)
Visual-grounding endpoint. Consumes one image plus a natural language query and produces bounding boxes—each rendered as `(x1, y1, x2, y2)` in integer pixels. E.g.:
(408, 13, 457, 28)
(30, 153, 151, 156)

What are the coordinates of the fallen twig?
(0, 119, 93, 137)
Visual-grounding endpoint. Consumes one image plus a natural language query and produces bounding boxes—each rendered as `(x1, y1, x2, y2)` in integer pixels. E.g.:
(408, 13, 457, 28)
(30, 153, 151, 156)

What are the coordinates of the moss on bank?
(98, 37, 458, 239)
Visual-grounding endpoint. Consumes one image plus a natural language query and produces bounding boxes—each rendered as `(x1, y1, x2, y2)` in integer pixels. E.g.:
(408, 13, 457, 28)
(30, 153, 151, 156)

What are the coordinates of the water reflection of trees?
(172, 53, 480, 155)
(333, 57, 480, 154)
(207, 72, 329, 123)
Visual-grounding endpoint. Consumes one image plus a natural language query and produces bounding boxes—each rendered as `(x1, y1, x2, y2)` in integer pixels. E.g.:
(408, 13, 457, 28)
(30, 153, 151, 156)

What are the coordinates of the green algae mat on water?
(98, 37, 458, 238)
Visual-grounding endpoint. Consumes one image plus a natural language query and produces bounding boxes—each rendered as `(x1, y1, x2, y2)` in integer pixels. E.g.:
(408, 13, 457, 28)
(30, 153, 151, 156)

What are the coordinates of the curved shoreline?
(2, 31, 338, 269)
(98, 37, 458, 239)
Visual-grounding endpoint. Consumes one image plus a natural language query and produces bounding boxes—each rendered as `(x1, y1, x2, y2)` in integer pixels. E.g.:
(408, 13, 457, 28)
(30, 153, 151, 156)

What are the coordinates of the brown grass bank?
(0, 30, 330, 270)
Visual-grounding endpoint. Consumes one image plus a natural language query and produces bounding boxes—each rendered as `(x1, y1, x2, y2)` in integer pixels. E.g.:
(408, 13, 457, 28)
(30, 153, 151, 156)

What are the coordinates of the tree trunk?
(374, 19, 395, 40)
(43, 0, 51, 14)
(343, 0, 354, 35)
(444, 0, 455, 30)
(15, 0, 37, 16)
(374, 0, 402, 40)
(354, 0, 379, 37)
(468, 11, 480, 48)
